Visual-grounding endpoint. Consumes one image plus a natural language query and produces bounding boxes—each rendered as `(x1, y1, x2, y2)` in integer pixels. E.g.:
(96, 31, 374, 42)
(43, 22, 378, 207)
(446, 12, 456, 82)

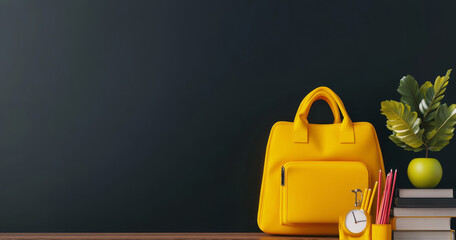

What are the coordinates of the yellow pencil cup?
(371, 224, 391, 240)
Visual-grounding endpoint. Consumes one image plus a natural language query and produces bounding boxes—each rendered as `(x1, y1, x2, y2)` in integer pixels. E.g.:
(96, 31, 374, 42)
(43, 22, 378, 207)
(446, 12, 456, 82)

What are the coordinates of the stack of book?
(392, 188, 456, 240)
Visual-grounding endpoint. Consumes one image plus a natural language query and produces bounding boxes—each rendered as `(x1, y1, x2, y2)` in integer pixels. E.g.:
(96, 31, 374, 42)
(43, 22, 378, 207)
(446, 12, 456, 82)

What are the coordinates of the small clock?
(345, 209, 368, 234)
(339, 209, 371, 240)
(339, 189, 372, 240)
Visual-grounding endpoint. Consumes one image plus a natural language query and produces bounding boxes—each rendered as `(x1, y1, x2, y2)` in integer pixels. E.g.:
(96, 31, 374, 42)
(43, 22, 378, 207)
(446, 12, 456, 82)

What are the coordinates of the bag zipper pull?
(281, 166, 285, 186)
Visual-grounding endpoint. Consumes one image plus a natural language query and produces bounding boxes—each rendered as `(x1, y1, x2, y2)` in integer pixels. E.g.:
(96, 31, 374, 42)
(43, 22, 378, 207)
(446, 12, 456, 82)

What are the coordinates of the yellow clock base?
(338, 215, 371, 240)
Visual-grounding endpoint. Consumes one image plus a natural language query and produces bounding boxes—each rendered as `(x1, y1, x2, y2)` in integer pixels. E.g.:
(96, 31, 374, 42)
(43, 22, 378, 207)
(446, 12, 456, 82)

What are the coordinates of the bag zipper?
(281, 166, 285, 186)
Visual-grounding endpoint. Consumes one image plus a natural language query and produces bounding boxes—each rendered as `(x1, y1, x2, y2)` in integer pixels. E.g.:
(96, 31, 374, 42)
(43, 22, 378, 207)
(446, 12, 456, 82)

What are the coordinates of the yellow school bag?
(257, 87, 385, 235)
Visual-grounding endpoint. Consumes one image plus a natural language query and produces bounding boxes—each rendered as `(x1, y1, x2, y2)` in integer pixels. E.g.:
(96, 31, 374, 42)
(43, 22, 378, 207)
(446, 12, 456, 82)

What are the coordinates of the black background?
(0, 0, 456, 232)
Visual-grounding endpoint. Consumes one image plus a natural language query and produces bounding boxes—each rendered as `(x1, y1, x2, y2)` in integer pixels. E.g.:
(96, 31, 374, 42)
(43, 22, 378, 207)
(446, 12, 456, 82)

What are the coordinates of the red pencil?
(379, 173, 388, 224)
(382, 170, 393, 224)
(377, 172, 390, 224)
(376, 173, 385, 223)
(386, 169, 397, 223)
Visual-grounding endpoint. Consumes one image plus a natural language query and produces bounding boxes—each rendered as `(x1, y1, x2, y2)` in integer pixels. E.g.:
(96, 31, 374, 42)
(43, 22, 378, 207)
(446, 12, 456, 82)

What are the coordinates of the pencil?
(386, 169, 397, 223)
(376, 169, 381, 220)
(364, 189, 372, 211)
(361, 188, 368, 210)
(367, 181, 378, 214)
(377, 172, 390, 224)
(381, 170, 393, 224)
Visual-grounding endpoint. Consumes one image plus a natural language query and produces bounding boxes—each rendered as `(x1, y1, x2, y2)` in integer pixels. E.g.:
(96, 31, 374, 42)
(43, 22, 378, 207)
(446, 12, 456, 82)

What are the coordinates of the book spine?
(391, 217, 396, 230)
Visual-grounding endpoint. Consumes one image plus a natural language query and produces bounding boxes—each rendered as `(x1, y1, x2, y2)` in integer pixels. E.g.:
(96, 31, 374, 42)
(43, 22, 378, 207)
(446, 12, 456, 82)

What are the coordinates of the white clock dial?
(344, 209, 367, 234)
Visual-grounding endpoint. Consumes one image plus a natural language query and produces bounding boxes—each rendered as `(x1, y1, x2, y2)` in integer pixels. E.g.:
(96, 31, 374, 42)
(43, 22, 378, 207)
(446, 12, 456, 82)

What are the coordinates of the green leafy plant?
(381, 69, 456, 157)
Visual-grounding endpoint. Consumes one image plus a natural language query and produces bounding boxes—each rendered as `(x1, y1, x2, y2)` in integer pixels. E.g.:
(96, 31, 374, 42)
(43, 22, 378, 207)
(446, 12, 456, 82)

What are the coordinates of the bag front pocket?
(280, 161, 370, 226)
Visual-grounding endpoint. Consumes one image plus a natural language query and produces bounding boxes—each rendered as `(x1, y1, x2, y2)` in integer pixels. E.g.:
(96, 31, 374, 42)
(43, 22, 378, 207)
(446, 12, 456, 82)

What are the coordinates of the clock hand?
(351, 211, 358, 223)
(357, 220, 367, 222)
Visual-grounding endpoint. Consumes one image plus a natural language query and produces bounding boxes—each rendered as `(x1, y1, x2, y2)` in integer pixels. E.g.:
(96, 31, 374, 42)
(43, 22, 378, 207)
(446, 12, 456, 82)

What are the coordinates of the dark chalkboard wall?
(0, 0, 456, 232)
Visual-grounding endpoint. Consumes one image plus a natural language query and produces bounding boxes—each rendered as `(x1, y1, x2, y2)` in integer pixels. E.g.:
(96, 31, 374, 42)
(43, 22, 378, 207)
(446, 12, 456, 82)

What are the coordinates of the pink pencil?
(382, 170, 393, 224)
(378, 173, 389, 224)
(376, 169, 381, 220)
(376, 172, 386, 224)
(386, 169, 397, 223)
(377, 172, 390, 224)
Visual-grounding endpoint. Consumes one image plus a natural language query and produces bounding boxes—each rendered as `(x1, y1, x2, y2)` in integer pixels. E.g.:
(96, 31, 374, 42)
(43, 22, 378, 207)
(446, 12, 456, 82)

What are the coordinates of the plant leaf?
(389, 133, 424, 152)
(426, 103, 456, 151)
(419, 69, 452, 122)
(420, 81, 433, 98)
(419, 87, 438, 121)
(419, 81, 436, 142)
(398, 75, 422, 114)
(381, 100, 424, 149)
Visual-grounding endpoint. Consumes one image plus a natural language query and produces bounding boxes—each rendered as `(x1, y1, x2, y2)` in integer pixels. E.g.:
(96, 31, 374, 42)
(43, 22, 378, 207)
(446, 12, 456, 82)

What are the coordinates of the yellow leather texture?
(281, 161, 369, 225)
(257, 87, 386, 235)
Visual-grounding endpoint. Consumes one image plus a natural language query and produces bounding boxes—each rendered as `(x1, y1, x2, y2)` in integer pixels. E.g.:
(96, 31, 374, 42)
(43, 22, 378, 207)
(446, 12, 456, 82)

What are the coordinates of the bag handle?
(293, 87, 355, 143)
(296, 88, 342, 124)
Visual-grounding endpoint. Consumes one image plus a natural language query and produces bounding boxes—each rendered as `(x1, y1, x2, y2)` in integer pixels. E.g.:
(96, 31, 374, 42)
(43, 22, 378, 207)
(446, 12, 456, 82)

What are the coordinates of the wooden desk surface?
(0, 233, 338, 240)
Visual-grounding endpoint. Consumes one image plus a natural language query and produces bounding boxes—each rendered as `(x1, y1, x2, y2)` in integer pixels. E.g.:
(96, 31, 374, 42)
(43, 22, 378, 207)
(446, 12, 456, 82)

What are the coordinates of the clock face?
(344, 209, 367, 234)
